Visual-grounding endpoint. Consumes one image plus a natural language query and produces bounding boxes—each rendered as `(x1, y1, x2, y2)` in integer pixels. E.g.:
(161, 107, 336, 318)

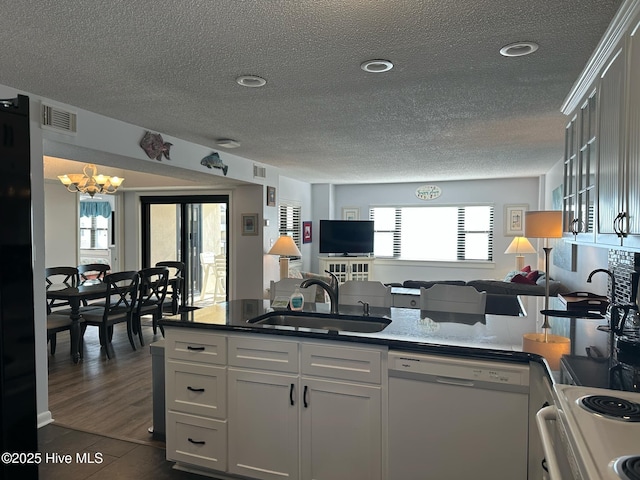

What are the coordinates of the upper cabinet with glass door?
(562, 0, 640, 249)
(563, 90, 597, 243)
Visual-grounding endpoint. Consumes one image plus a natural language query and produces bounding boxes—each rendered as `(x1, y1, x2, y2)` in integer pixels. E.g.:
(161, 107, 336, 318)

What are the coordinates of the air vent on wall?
(253, 164, 266, 178)
(41, 103, 77, 134)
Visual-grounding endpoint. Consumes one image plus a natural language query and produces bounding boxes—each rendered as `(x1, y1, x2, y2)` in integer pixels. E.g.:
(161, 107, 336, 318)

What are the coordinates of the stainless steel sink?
(247, 311, 391, 333)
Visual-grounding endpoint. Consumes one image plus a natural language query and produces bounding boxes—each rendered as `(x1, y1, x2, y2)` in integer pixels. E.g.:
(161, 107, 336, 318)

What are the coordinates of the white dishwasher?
(388, 351, 530, 480)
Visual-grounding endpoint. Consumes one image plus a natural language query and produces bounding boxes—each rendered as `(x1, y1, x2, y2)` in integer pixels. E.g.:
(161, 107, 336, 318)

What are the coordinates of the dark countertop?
(160, 296, 566, 365)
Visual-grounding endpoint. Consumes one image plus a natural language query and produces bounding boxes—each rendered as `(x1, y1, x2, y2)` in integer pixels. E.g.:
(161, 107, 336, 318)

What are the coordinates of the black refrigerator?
(0, 94, 38, 478)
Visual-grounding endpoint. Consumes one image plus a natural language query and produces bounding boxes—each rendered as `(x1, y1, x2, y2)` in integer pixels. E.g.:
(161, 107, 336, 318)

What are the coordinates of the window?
(278, 202, 302, 255)
(369, 205, 494, 261)
(80, 215, 110, 249)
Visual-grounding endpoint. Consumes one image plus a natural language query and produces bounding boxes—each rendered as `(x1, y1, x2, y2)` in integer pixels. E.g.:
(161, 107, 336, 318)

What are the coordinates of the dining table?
(46, 281, 107, 363)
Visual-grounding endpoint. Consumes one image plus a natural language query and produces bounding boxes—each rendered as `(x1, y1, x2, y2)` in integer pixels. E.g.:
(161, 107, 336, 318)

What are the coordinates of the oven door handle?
(536, 405, 563, 480)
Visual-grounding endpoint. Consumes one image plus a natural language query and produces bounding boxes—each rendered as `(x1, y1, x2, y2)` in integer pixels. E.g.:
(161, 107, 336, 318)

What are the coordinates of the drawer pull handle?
(303, 385, 309, 408)
(188, 438, 206, 445)
(187, 386, 205, 392)
(289, 383, 295, 406)
(187, 345, 205, 351)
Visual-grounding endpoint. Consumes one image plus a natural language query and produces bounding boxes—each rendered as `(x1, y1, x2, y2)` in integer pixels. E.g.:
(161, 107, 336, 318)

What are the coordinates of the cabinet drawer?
(166, 361, 227, 418)
(228, 335, 299, 373)
(165, 330, 226, 365)
(166, 411, 227, 472)
(301, 343, 383, 384)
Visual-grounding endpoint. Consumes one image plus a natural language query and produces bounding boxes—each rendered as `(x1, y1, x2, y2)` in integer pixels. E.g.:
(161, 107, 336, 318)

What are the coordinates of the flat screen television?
(319, 220, 374, 255)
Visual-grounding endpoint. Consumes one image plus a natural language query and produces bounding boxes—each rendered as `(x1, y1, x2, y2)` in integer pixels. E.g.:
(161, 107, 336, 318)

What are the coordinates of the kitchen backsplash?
(608, 249, 640, 305)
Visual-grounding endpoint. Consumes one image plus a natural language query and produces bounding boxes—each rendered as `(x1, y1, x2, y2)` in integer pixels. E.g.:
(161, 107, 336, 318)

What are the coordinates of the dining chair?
(199, 252, 216, 300)
(45, 266, 79, 312)
(77, 263, 111, 284)
(340, 280, 392, 307)
(80, 271, 140, 359)
(420, 284, 487, 314)
(134, 267, 169, 344)
(213, 255, 227, 302)
(155, 261, 185, 316)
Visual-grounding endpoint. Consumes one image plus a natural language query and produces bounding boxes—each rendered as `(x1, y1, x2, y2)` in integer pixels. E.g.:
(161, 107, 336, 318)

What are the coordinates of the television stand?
(318, 256, 374, 283)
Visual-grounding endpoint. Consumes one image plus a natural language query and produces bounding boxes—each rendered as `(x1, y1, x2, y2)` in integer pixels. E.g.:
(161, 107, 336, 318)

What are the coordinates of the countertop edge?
(160, 318, 542, 367)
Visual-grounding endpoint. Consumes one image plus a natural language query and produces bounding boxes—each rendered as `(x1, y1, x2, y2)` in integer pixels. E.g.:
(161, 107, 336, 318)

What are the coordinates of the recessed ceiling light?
(216, 138, 241, 148)
(236, 75, 267, 87)
(360, 59, 394, 73)
(499, 42, 539, 57)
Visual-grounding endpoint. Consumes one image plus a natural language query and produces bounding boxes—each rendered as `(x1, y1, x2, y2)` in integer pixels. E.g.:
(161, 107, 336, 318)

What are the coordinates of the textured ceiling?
(0, 0, 623, 184)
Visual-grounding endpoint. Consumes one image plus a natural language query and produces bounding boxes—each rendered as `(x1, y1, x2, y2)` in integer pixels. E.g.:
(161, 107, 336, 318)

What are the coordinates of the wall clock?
(415, 184, 442, 201)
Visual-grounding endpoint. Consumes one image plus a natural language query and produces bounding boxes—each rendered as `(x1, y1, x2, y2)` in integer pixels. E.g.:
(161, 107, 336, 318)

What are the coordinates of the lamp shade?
(504, 236, 536, 255)
(268, 235, 301, 257)
(522, 333, 570, 371)
(524, 211, 562, 238)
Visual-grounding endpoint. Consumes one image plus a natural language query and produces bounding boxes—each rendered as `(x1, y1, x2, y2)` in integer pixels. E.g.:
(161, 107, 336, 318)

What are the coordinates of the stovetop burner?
(579, 395, 640, 421)
(612, 455, 640, 480)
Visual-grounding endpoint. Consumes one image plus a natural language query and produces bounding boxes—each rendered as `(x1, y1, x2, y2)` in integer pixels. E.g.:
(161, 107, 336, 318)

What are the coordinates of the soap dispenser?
(289, 288, 304, 311)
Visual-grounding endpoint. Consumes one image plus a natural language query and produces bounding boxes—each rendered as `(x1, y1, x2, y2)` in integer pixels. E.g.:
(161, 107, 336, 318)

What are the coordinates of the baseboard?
(37, 410, 54, 428)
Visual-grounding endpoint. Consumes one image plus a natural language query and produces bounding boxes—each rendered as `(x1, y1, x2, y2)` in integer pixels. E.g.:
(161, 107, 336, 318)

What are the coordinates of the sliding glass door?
(141, 195, 228, 307)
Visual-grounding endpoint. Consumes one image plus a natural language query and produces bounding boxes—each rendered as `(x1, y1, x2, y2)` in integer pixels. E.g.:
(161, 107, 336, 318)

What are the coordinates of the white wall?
(44, 182, 78, 267)
(312, 178, 541, 283)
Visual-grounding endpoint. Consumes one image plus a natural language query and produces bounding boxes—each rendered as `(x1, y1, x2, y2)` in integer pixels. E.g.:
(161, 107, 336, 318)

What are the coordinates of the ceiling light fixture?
(58, 163, 124, 198)
(236, 75, 267, 87)
(216, 138, 241, 148)
(499, 41, 539, 57)
(360, 59, 394, 73)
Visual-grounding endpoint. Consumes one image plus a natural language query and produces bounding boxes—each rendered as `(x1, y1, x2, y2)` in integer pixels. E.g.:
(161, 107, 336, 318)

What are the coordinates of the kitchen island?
(160, 296, 561, 480)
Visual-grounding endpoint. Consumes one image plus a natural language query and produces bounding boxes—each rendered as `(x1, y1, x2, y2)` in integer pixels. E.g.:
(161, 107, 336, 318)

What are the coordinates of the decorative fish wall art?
(139, 131, 172, 161)
(201, 152, 228, 176)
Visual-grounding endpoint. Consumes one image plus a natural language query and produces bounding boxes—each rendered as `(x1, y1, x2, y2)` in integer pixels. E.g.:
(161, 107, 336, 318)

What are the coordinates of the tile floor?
(38, 424, 211, 479)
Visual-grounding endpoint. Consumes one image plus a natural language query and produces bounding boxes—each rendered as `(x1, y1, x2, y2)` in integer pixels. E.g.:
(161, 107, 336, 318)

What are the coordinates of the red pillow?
(526, 270, 540, 282)
(511, 274, 536, 285)
(521, 265, 531, 273)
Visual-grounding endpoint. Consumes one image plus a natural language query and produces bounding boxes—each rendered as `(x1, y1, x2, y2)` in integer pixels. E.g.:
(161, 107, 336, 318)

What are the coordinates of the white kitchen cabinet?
(596, 44, 627, 246)
(562, 2, 640, 249)
(563, 90, 597, 243)
(227, 369, 299, 480)
(227, 335, 385, 480)
(164, 328, 228, 472)
(227, 335, 300, 480)
(300, 377, 382, 480)
(318, 256, 374, 283)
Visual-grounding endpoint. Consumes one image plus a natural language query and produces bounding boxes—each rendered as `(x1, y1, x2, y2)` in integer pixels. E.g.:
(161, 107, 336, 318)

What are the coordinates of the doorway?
(141, 195, 229, 307)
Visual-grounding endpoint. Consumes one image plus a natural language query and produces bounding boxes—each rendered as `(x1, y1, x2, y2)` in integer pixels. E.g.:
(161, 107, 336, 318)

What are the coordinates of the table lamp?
(504, 236, 536, 271)
(268, 235, 302, 280)
(522, 210, 569, 370)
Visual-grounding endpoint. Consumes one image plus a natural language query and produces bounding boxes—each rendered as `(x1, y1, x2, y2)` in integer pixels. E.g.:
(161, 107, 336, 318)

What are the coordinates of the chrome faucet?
(300, 271, 340, 314)
(586, 268, 616, 302)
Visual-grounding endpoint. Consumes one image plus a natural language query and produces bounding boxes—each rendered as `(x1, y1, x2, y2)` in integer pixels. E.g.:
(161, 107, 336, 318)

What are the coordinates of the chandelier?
(58, 164, 124, 198)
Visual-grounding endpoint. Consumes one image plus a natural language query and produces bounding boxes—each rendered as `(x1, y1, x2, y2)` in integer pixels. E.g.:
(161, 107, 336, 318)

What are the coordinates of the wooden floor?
(47, 317, 164, 447)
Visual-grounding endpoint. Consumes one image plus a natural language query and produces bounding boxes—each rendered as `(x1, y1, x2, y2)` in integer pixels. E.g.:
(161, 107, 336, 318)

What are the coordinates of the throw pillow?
(521, 265, 532, 273)
(526, 270, 540, 283)
(511, 273, 536, 285)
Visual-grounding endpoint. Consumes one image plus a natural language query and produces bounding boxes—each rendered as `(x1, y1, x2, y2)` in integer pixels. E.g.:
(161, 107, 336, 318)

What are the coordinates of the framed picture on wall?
(342, 207, 360, 220)
(303, 221, 312, 243)
(242, 213, 259, 235)
(266, 186, 276, 207)
(504, 204, 527, 236)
